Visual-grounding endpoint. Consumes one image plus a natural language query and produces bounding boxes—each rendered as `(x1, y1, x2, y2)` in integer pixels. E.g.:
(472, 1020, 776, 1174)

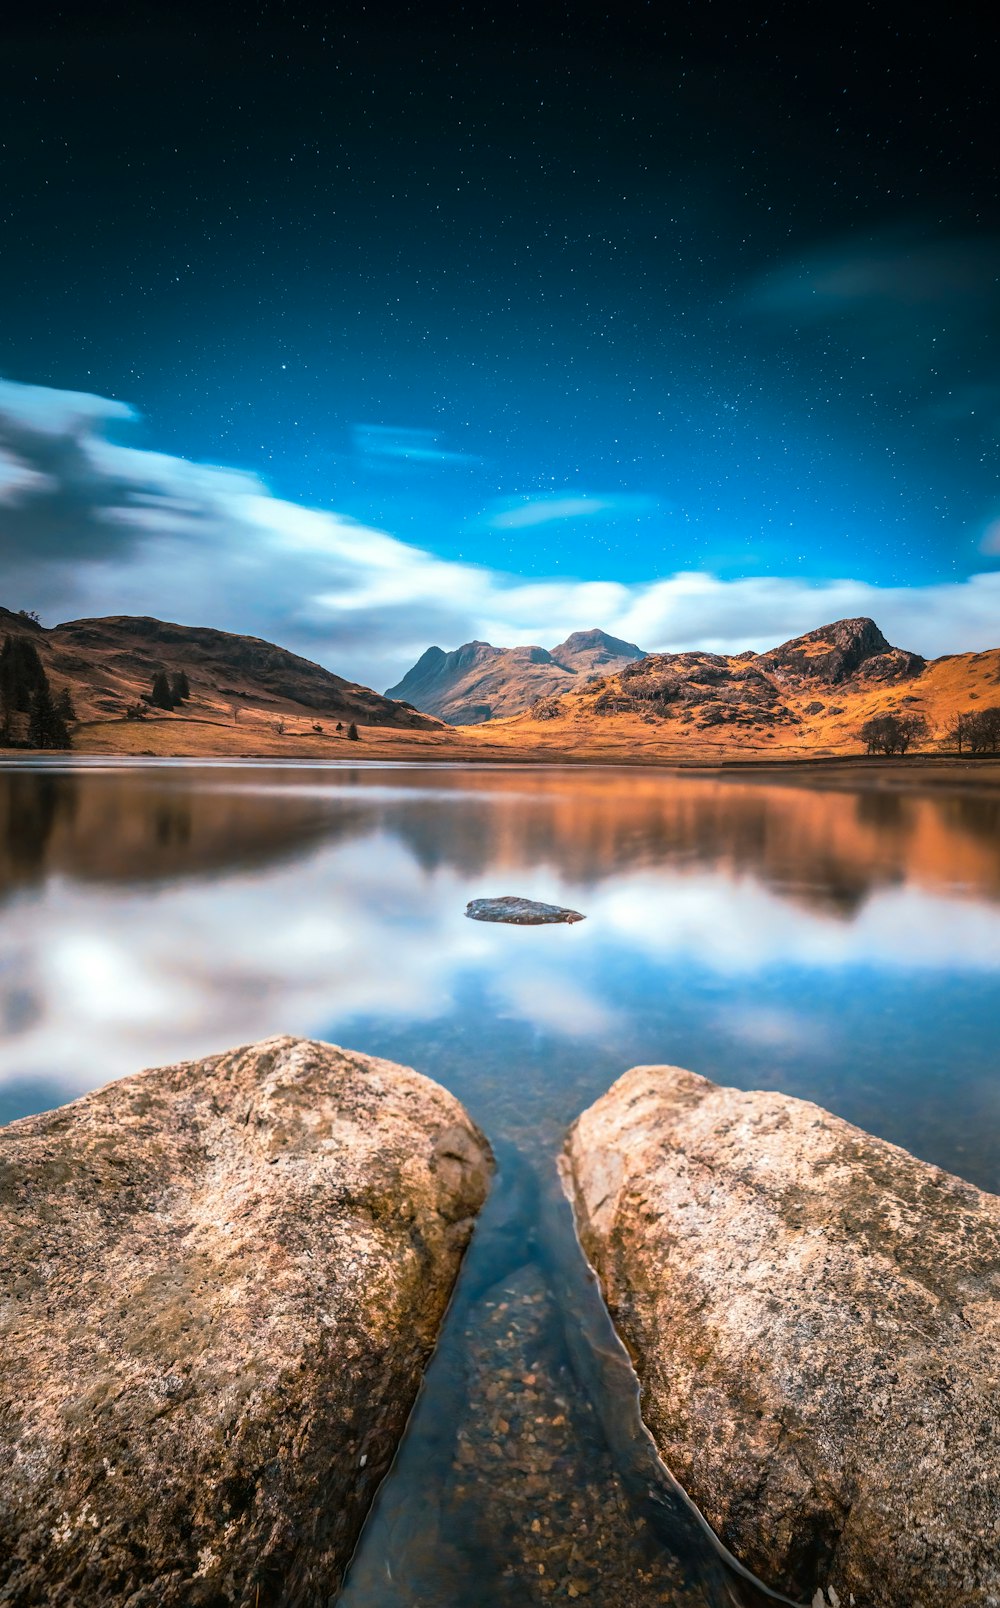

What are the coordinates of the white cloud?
(488, 493, 657, 529)
(1, 376, 997, 689)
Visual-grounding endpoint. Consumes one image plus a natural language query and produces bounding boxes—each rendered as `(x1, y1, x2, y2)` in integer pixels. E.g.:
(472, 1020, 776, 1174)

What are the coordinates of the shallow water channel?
(3, 759, 999, 1604)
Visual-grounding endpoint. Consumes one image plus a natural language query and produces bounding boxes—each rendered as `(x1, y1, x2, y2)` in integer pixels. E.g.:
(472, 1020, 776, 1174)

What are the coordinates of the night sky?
(1, 2, 998, 684)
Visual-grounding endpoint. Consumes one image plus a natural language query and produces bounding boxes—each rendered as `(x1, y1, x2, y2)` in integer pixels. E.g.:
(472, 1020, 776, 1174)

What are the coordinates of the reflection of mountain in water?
(378, 772, 1000, 916)
(0, 769, 372, 896)
(2, 765, 998, 915)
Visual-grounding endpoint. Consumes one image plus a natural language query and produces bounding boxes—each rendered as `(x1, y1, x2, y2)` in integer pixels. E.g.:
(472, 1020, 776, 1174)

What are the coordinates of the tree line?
(859, 706, 1000, 757)
(947, 707, 1000, 755)
(0, 636, 75, 749)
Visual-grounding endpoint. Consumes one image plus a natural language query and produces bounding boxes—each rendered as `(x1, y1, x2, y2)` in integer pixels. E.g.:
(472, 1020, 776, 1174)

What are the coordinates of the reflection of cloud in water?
(720, 1004, 821, 1055)
(3, 822, 999, 1096)
(593, 873, 1000, 973)
(494, 972, 616, 1039)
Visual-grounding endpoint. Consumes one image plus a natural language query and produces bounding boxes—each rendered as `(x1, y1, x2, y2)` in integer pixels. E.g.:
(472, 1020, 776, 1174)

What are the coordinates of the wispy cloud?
(747, 231, 1000, 401)
(488, 493, 658, 529)
(351, 423, 479, 467)
(1, 378, 997, 689)
(750, 236, 999, 317)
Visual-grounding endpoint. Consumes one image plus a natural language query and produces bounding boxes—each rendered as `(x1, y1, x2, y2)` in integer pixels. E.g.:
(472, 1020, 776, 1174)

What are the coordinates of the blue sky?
(0, 5, 997, 684)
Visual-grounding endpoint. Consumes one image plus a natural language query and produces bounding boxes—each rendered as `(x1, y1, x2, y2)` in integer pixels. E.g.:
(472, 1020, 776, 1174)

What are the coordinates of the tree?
(859, 712, 928, 756)
(170, 670, 190, 703)
(55, 687, 77, 723)
(0, 634, 47, 713)
(944, 708, 1000, 755)
(149, 670, 175, 710)
(894, 713, 928, 754)
(28, 683, 71, 749)
(336, 721, 344, 733)
(946, 711, 974, 754)
(980, 707, 1000, 754)
(347, 722, 360, 741)
(966, 706, 1000, 755)
(1, 635, 53, 744)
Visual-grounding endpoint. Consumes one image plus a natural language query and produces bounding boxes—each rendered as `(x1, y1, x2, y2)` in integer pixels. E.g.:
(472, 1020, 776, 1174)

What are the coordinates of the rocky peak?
(551, 629, 646, 673)
(757, 617, 925, 685)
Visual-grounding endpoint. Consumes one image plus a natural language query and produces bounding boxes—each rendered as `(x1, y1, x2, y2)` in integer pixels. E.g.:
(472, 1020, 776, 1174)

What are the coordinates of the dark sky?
(0, 2, 998, 676)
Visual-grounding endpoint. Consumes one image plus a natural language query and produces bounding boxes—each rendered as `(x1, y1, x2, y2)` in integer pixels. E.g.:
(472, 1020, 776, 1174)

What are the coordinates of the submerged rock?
(465, 895, 585, 925)
(563, 1065, 1000, 1608)
(0, 1035, 492, 1606)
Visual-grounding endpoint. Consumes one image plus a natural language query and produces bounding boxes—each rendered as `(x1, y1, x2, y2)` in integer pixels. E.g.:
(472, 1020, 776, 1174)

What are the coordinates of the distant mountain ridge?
(386, 627, 646, 723)
(524, 617, 929, 734)
(0, 607, 436, 732)
(480, 613, 1000, 757)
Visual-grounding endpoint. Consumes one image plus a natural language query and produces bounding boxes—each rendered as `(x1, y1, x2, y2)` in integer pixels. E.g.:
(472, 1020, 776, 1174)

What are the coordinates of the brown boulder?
(0, 1035, 492, 1605)
(562, 1065, 1000, 1607)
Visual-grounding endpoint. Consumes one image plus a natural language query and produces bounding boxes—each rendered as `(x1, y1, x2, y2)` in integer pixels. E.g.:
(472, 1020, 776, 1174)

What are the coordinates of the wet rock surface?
(466, 895, 585, 925)
(563, 1064, 1000, 1608)
(0, 1035, 492, 1607)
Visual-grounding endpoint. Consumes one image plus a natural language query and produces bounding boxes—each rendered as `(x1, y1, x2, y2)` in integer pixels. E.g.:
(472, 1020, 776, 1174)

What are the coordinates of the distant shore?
(4, 715, 999, 790)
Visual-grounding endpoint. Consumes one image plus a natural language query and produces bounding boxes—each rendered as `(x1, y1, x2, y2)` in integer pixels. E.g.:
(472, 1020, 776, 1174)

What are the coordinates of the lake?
(3, 758, 999, 1605)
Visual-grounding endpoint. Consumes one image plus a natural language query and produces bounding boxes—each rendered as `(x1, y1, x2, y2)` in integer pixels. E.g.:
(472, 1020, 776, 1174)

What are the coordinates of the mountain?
(385, 627, 646, 723)
(0, 608, 437, 735)
(488, 616, 999, 756)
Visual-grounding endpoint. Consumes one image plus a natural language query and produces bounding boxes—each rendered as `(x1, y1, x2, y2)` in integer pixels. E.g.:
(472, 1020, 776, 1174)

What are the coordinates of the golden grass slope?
(465, 627, 1000, 763)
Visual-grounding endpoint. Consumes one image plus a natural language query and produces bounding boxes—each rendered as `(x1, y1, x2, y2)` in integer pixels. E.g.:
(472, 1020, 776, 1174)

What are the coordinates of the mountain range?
(2, 605, 996, 761)
(385, 628, 646, 723)
(481, 615, 1000, 757)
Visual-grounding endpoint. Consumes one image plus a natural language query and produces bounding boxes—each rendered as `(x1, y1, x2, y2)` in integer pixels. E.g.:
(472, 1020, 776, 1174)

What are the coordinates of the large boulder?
(562, 1065, 1000, 1608)
(0, 1035, 492, 1606)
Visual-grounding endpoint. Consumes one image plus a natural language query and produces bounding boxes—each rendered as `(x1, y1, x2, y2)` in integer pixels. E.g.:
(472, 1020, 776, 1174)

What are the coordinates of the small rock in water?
(465, 896, 585, 925)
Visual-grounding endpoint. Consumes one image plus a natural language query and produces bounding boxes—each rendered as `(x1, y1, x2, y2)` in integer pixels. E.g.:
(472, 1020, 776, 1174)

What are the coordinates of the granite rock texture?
(0, 1035, 492, 1606)
(563, 1064, 1000, 1608)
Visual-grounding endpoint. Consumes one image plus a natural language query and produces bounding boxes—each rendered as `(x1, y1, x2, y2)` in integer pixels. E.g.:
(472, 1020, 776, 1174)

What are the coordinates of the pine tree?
(0, 634, 47, 713)
(347, 722, 360, 741)
(55, 686, 77, 723)
(1, 634, 51, 743)
(170, 669, 190, 703)
(28, 683, 71, 749)
(149, 670, 175, 710)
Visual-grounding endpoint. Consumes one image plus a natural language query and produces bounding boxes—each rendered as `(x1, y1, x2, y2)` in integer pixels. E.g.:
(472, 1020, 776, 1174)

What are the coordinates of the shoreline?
(3, 724, 999, 792)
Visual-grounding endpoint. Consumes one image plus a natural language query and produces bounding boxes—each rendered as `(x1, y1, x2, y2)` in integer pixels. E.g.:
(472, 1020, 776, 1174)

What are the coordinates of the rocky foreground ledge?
(562, 1066, 1000, 1608)
(0, 1036, 492, 1606)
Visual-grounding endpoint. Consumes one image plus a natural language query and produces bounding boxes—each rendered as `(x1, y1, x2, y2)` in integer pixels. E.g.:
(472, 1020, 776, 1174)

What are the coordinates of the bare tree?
(859, 712, 928, 756)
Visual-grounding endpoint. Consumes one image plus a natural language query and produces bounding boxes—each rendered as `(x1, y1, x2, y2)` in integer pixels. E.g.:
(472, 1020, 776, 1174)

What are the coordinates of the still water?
(3, 759, 1000, 1604)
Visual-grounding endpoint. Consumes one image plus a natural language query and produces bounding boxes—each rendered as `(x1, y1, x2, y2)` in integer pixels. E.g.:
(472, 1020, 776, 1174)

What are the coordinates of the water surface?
(2, 759, 999, 1603)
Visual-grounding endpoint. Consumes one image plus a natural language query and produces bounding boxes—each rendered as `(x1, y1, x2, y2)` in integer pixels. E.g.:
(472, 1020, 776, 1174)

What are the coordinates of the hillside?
(0, 607, 439, 744)
(385, 628, 645, 723)
(472, 617, 1000, 760)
